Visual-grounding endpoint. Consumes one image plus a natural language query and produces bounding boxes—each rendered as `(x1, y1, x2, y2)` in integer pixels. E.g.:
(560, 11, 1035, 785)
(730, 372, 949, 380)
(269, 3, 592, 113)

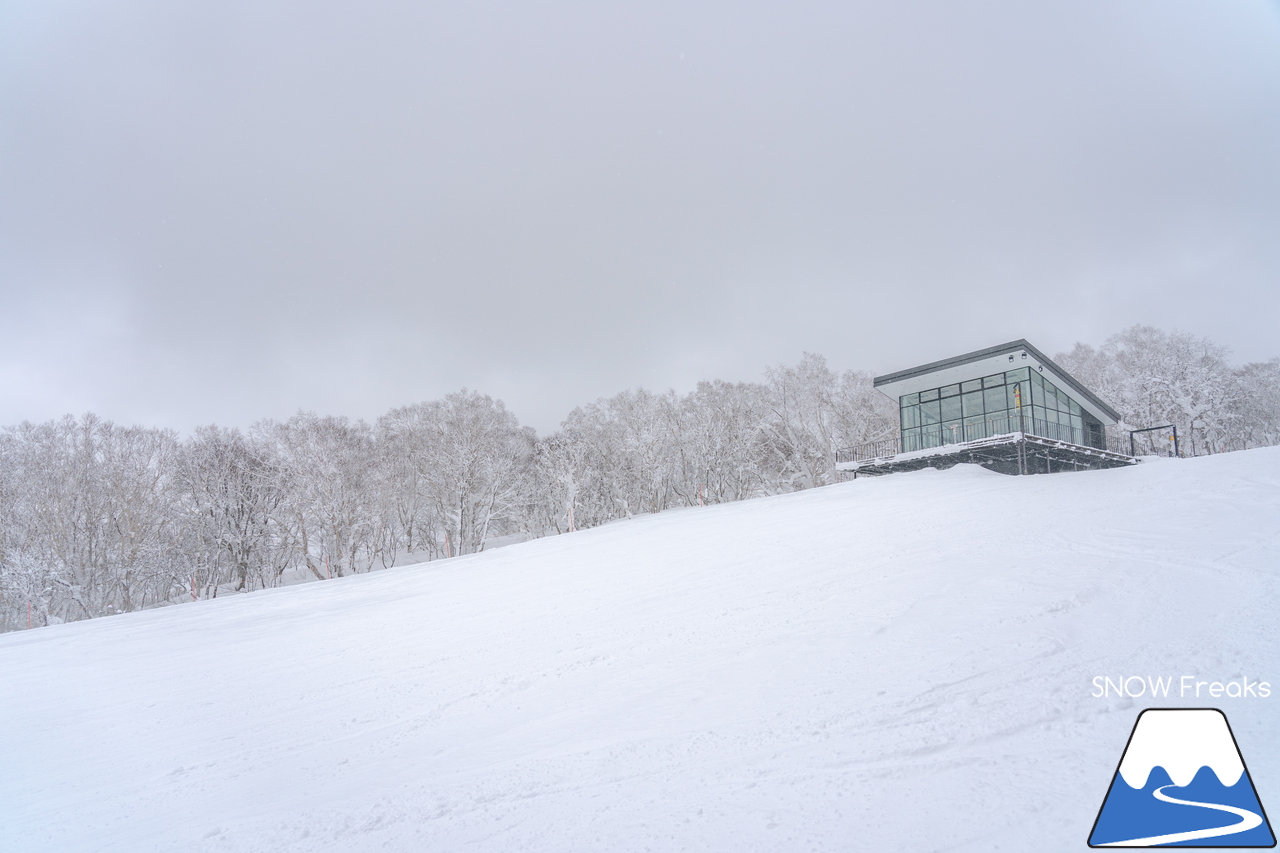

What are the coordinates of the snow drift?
(3, 448, 1279, 851)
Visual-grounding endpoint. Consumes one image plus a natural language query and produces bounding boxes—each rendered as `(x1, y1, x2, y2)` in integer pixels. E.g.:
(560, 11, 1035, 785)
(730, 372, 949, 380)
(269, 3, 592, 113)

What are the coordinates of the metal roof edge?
(872, 340, 1032, 386)
(873, 339, 1122, 423)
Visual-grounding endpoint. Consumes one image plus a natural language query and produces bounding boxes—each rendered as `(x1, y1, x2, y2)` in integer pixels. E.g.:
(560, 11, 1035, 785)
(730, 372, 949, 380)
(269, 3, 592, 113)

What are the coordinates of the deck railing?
(836, 417, 1124, 465)
(835, 436, 901, 464)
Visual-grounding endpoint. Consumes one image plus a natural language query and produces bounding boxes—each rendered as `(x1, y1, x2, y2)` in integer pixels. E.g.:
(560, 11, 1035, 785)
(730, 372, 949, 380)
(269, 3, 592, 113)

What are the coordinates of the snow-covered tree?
(0, 415, 184, 625)
(378, 391, 533, 558)
(1056, 325, 1267, 455)
(256, 413, 381, 579)
(177, 426, 288, 592)
(7, 335, 1269, 632)
(762, 353, 897, 490)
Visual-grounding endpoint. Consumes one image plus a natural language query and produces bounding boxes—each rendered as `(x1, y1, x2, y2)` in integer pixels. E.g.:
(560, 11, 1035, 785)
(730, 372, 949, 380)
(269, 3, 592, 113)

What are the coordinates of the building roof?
(873, 339, 1122, 424)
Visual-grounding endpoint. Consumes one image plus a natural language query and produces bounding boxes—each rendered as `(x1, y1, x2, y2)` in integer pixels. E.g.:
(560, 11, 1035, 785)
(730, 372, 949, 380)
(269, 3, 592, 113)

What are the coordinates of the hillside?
(3, 448, 1279, 852)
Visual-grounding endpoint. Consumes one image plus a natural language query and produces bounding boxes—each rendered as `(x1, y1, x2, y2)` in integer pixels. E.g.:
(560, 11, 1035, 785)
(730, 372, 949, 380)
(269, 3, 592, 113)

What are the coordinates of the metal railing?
(835, 436, 901, 464)
(836, 417, 1120, 465)
(1023, 419, 1086, 446)
(1129, 424, 1180, 457)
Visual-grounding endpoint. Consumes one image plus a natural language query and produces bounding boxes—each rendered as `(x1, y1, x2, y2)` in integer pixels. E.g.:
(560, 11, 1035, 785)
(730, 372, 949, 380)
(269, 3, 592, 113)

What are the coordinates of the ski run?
(3, 447, 1279, 851)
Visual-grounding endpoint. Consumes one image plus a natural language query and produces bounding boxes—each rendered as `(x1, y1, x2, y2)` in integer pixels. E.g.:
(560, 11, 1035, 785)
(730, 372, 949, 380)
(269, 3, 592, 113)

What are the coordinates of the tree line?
(1057, 325, 1280, 456)
(3, 326, 1278, 630)
(0, 354, 895, 629)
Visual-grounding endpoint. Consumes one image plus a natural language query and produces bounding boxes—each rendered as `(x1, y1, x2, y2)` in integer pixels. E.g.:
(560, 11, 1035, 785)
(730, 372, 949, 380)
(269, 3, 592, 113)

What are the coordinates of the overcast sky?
(2, 1, 1278, 434)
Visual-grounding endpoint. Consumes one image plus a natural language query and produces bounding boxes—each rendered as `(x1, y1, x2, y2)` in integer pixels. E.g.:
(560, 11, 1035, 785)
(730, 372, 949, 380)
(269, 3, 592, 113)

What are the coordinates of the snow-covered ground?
(3, 448, 1278, 852)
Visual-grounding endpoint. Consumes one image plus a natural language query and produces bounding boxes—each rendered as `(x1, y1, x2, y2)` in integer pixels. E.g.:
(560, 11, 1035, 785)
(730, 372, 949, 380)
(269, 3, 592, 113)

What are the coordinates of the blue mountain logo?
(1089, 708, 1275, 847)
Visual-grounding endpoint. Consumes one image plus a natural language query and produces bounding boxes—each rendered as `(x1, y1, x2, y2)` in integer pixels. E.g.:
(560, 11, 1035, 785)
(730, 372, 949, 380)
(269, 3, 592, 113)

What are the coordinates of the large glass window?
(898, 368, 1088, 449)
(1006, 383, 1023, 411)
(987, 411, 1015, 434)
(983, 386, 1005, 414)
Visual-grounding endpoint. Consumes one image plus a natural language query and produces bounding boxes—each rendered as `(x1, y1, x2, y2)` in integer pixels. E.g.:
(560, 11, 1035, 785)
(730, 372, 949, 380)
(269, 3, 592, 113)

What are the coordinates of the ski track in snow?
(2, 449, 1279, 851)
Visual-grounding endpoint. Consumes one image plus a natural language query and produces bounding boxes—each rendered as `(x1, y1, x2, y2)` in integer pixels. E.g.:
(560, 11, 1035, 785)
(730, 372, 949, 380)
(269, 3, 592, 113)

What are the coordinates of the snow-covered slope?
(3, 449, 1279, 852)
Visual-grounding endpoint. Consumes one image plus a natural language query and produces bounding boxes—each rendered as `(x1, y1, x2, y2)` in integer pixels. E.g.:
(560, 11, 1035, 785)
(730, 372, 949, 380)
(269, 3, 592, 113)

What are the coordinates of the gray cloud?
(3, 0, 1278, 433)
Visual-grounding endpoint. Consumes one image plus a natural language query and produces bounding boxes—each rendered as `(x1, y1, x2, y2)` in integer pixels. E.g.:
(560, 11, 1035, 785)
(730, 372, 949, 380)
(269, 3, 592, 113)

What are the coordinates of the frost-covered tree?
(530, 356, 896, 533)
(522, 430, 588, 537)
(1056, 325, 1273, 455)
(1235, 358, 1280, 450)
(11, 336, 1267, 633)
(256, 413, 381, 579)
(378, 391, 533, 557)
(677, 380, 773, 504)
(761, 353, 897, 489)
(0, 415, 183, 626)
(552, 388, 686, 526)
(177, 426, 288, 592)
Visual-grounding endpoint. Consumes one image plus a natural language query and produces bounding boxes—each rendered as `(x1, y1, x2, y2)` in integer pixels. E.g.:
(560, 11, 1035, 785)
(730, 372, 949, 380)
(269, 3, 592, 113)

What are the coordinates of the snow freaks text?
(1091, 676, 1272, 700)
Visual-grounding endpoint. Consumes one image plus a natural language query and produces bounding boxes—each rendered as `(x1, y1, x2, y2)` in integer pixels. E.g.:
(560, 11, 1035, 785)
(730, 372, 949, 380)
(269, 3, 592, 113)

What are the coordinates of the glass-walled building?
(875, 340, 1118, 453)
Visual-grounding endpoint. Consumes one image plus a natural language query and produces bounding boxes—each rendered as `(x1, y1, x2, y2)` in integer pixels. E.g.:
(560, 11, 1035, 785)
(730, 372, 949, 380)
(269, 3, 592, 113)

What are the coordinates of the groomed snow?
(3, 448, 1279, 851)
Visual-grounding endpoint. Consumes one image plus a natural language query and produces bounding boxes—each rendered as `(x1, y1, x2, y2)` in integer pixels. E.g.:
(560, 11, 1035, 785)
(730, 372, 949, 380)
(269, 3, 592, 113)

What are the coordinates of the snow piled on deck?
(3, 448, 1279, 852)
